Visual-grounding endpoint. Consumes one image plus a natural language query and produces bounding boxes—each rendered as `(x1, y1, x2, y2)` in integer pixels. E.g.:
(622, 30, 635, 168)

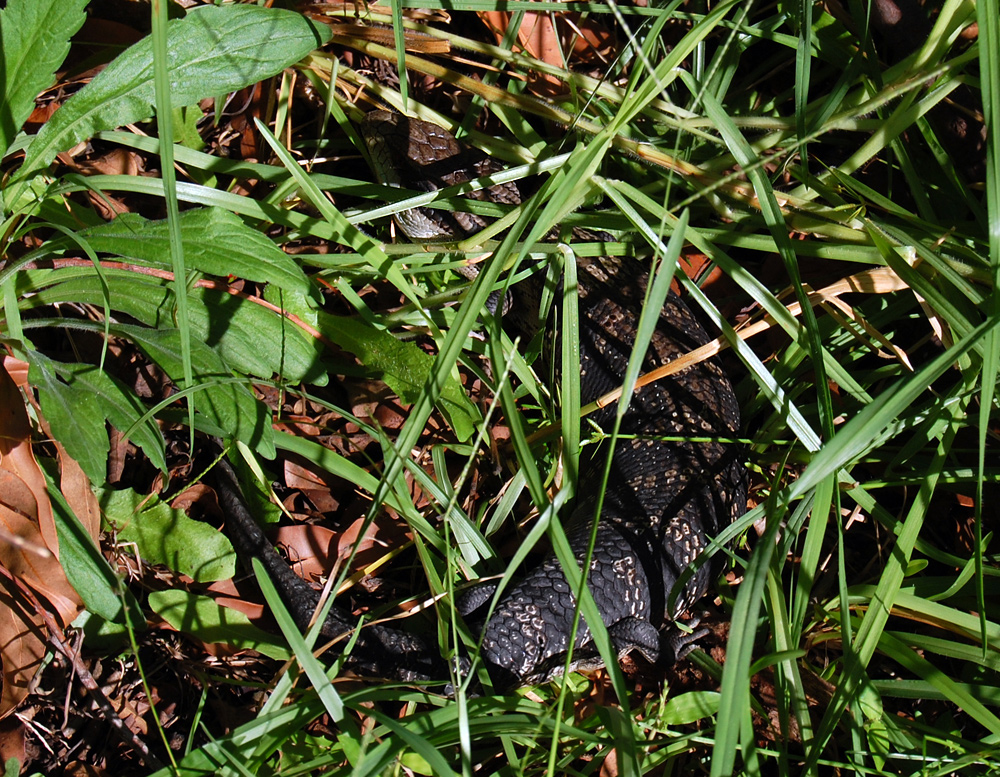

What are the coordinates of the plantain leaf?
(71, 209, 314, 298)
(149, 589, 290, 661)
(30, 354, 111, 487)
(30, 352, 167, 485)
(16, 5, 330, 180)
(0, 0, 87, 158)
(316, 310, 480, 440)
(55, 362, 167, 475)
(99, 487, 235, 584)
(659, 691, 722, 726)
(22, 269, 479, 439)
(48, 475, 143, 630)
(22, 271, 327, 386)
(117, 324, 275, 458)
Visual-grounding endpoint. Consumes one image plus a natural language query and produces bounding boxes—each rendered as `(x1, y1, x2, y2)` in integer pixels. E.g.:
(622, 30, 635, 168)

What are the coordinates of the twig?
(0, 566, 165, 771)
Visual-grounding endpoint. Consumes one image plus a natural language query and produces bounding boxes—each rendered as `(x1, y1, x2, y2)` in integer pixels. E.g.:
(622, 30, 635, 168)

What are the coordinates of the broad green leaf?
(17, 5, 330, 180)
(118, 324, 275, 458)
(26, 311, 277, 457)
(21, 268, 477, 437)
(660, 691, 722, 726)
(30, 352, 167, 484)
(73, 209, 314, 297)
(0, 0, 86, 158)
(21, 272, 326, 387)
(185, 285, 327, 387)
(30, 354, 110, 487)
(399, 753, 434, 776)
(99, 487, 235, 583)
(316, 310, 480, 440)
(149, 589, 290, 661)
(171, 105, 205, 152)
(264, 283, 319, 328)
(48, 471, 143, 629)
(54, 362, 167, 475)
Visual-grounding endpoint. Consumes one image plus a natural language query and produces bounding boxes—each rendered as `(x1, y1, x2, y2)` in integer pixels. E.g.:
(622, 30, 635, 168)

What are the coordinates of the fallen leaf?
(479, 10, 615, 96)
(0, 361, 85, 718)
(0, 585, 47, 721)
(0, 715, 26, 769)
(57, 446, 101, 539)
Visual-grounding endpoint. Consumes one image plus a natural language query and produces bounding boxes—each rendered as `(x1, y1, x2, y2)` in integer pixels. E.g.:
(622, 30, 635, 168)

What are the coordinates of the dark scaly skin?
(209, 112, 744, 691)
(359, 110, 521, 239)
(210, 456, 449, 683)
(472, 259, 744, 687)
(361, 112, 746, 688)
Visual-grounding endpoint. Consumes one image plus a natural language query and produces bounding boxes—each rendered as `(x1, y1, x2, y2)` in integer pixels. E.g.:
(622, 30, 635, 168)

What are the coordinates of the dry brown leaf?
(0, 715, 26, 769)
(0, 584, 47, 720)
(207, 576, 267, 626)
(283, 459, 341, 514)
(0, 361, 84, 718)
(62, 761, 111, 777)
(599, 747, 619, 777)
(57, 447, 102, 540)
(170, 482, 214, 514)
(273, 524, 339, 583)
(1, 356, 28, 388)
(0, 487, 77, 617)
(479, 10, 615, 96)
(0, 362, 54, 547)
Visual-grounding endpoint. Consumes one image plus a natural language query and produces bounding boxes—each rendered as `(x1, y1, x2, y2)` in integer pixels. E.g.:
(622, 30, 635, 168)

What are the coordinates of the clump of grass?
(3, 0, 998, 774)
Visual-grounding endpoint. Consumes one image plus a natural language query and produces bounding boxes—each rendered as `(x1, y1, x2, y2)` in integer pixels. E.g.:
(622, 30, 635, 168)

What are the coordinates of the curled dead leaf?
(0, 360, 85, 719)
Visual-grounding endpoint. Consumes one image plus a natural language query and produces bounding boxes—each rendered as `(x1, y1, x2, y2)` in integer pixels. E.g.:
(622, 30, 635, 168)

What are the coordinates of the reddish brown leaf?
(0, 584, 47, 719)
(0, 361, 84, 719)
(57, 447, 101, 540)
(0, 715, 26, 768)
(479, 11, 615, 96)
